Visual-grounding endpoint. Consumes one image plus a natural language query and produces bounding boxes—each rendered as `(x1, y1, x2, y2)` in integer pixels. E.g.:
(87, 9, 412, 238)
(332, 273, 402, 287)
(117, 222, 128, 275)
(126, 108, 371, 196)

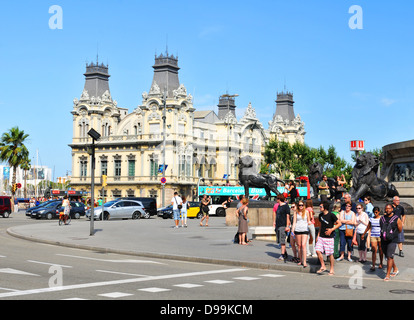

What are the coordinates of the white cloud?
(380, 98, 397, 107)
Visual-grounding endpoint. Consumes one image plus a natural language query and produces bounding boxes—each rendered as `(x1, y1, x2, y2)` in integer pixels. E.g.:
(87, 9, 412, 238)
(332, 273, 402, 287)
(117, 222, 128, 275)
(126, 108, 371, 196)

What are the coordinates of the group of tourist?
(272, 193, 405, 281)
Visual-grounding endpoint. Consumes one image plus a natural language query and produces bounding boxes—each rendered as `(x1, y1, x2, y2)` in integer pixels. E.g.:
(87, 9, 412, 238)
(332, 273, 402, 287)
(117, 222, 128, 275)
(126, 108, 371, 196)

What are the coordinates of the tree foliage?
(0, 127, 30, 197)
(261, 139, 352, 183)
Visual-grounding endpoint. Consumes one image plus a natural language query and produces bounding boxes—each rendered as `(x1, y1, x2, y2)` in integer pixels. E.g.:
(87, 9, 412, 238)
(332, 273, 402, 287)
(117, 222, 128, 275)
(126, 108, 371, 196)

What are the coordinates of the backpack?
(380, 215, 399, 242)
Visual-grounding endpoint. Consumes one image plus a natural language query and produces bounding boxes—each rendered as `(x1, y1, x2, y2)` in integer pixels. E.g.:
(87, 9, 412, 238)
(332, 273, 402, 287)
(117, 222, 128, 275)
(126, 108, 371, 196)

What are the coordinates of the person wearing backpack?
(380, 204, 403, 281)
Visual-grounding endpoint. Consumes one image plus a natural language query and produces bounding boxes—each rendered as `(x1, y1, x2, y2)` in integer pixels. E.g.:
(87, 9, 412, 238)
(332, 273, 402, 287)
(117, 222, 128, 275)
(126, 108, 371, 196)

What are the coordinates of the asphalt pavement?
(7, 211, 414, 282)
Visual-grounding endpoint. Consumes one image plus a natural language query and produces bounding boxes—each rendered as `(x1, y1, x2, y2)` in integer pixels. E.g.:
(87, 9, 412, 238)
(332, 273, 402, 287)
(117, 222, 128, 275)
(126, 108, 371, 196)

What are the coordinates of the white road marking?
(204, 280, 234, 284)
(0, 268, 40, 277)
(56, 254, 164, 264)
(96, 270, 148, 277)
(0, 287, 20, 292)
(139, 287, 170, 293)
(233, 276, 260, 281)
(0, 268, 246, 298)
(260, 274, 285, 278)
(174, 283, 204, 288)
(27, 260, 73, 268)
(98, 292, 134, 298)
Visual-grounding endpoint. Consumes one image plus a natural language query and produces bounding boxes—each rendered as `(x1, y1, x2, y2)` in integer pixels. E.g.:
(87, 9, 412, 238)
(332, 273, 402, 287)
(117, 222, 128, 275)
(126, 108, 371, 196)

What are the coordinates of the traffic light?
(11, 184, 17, 193)
(102, 175, 107, 187)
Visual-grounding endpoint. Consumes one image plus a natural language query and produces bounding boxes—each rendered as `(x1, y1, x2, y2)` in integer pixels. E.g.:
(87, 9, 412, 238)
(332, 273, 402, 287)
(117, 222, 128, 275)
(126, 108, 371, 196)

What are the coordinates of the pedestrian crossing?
(60, 272, 286, 300)
(0, 253, 287, 300)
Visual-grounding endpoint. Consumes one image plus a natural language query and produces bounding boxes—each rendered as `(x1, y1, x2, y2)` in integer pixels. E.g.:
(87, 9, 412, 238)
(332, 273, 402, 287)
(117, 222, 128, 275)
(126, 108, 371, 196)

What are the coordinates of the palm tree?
(20, 157, 31, 198)
(0, 127, 29, 206)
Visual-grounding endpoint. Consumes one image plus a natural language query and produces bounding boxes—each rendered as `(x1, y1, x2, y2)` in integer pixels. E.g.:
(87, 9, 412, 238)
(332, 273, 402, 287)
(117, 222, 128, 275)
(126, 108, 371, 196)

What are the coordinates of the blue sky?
(0, 0, 413, 179)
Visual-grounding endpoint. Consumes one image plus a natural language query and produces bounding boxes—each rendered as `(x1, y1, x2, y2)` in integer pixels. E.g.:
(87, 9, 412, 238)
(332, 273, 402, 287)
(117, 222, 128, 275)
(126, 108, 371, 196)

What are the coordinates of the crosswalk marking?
(174, 283, 204, 288)
(205, 279, 234, 284)
(99, 292, 134, 298)
(0, 267, 246, 298)
(139, 287, 170, 293)
(233, 276, 260, 281)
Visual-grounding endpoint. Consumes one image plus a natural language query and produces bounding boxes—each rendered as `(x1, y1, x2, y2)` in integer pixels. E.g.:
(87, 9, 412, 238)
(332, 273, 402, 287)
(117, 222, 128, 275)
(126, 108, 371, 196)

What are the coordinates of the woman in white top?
(181, 196, 189, 228)
(61, 195, 70, 223)
(291, 200, 311, 268)
(355, 204, 369, 263)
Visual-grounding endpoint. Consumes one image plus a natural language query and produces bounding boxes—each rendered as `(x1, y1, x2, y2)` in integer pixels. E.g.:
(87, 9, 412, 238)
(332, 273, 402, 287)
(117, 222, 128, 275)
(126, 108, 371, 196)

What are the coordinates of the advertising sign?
(198, 186, 308, 197)
(350, 140, 365, 151)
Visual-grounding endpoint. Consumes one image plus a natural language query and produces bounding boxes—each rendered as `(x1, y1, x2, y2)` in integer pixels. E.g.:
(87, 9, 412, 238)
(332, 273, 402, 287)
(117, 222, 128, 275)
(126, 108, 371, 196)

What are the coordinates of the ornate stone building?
(69, 53, 305, 206)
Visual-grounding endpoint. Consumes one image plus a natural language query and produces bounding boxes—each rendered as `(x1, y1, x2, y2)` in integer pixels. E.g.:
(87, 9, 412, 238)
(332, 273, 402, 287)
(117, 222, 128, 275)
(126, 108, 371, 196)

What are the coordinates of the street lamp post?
(87, 128, 101, 236)
(220, 93, 238, 182)
(162, 88, 167, 208)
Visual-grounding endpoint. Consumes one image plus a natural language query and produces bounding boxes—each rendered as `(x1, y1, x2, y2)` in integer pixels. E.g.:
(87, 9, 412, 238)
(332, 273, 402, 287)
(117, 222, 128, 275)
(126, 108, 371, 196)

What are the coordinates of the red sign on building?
(350, 140, 365, 151)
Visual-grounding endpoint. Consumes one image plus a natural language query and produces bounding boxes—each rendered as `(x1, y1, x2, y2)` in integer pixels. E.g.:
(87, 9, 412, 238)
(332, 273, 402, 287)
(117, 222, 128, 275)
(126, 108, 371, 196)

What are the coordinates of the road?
(1, 212, 414, 305)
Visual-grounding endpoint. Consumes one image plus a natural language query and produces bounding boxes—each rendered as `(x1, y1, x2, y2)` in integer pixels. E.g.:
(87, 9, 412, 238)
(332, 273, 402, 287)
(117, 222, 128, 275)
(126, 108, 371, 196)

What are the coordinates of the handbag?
(345, 227, 354, 237)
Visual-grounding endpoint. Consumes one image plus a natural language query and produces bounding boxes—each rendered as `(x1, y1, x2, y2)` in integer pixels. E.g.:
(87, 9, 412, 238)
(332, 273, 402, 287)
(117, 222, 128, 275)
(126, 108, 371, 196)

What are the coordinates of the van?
(0, 196, 12, 218)
(118, 197, 157, 217)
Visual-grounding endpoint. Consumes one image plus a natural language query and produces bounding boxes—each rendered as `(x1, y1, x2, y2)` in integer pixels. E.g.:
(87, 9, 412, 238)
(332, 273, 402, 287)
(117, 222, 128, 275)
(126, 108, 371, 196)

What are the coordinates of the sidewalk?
(7, 214, 414, 281)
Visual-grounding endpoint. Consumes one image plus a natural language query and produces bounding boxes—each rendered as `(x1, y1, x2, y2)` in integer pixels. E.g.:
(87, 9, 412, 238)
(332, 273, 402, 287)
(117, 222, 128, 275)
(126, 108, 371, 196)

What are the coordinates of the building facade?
(69, 53, 305, 206)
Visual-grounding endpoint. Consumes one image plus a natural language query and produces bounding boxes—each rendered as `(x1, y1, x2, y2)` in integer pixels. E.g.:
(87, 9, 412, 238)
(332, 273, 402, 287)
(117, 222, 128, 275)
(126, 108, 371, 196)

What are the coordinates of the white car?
(86, 199, 148, 220)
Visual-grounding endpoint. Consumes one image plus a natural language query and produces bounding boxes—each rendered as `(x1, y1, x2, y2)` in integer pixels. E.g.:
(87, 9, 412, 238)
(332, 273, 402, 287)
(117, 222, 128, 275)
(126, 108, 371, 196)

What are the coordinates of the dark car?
(26, 200, 60, 217)
(118, 197, 157, 217)
(31, 201, 86, 220)
(0, 196, 12, 218)
(157, 205, 173, 219)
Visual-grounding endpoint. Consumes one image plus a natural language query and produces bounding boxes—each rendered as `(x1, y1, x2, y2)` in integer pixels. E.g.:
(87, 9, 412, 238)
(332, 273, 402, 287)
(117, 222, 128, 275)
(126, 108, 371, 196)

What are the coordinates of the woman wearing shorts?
(291, 200, 311, 268)
(362, 206, 383, 271)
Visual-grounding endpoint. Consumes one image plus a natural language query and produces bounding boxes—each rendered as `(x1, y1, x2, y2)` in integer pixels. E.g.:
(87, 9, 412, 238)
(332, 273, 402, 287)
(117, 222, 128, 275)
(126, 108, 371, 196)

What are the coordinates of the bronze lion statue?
(239, 156, 284, 199)
(350, 152, 399, 201)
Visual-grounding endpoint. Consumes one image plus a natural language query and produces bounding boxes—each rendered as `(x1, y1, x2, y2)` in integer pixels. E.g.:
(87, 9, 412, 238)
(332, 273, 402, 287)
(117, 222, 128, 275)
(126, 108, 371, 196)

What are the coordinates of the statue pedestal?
(226, 201, 276, 241)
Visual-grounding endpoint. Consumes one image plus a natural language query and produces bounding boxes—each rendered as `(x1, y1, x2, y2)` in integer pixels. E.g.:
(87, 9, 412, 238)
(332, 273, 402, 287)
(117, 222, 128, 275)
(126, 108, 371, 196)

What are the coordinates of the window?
(114, 160, 121, 177)
(128, 160, 135, 177)
(149, 123, 160, 134)
(80, 160, 87, 177)
(150, 159, 158, 177)
(101, 161, 108, 176)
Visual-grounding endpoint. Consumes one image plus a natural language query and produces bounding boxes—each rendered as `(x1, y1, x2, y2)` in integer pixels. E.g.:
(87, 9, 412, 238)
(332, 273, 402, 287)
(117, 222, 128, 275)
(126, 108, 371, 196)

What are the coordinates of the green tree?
(262, 140, 352, 184)
(20, 157, 31, 198)
(262, 140, 316, 179)
(0, 127, 30, 202)
(315, 145, 353, 183)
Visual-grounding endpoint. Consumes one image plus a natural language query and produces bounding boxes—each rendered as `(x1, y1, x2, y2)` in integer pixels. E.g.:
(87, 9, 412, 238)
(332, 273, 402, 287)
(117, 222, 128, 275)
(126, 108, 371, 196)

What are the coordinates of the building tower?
(217, 94, 237, 120)
(275, 91, 295, 121)
(268, 90, 305, 144)
(150, 52, 180, 98)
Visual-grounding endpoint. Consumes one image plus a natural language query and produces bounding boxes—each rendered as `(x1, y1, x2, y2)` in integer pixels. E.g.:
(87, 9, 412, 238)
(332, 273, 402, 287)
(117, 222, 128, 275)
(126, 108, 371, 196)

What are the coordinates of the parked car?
(157, 201, 202, 219)
(26, 200, 60, 217)
(118, 197, 157, 217)
(0, 196, 12, 218)
(157, 205, 173, 219)
(31, 201, 86, 220)
(187, 201, 202, 219)
(86, 199, 148, 220)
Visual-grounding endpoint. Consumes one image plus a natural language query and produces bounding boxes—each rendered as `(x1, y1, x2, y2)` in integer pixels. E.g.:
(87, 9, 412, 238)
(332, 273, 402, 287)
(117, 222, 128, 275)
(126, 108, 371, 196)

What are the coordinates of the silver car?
(87, 199, 148, 220)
